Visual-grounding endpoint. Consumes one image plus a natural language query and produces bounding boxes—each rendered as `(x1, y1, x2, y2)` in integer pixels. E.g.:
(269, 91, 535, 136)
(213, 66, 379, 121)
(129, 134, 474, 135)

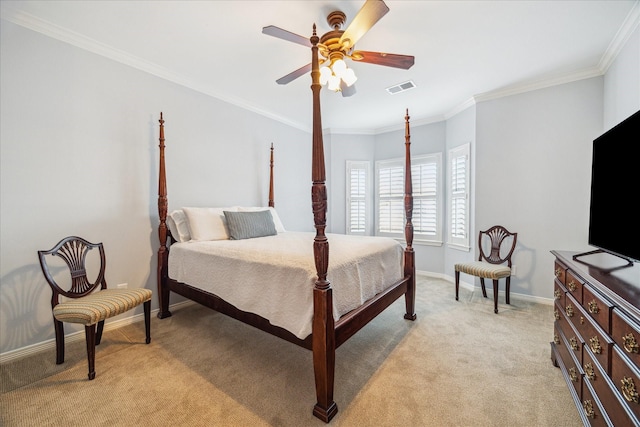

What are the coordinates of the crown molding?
(598, 0, 640, 73)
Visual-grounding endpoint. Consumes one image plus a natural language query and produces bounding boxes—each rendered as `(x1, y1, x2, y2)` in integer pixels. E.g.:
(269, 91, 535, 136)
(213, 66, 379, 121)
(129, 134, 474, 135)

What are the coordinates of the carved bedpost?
(157, 113, 172, 319)
(269, 143, 275, 208)
(403, 109, 417, 321)
(310, 24, 338, 423)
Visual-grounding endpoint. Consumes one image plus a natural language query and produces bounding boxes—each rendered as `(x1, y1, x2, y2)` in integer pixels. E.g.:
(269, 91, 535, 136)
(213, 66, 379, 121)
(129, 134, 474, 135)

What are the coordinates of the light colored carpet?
(0, 275, 581, 426)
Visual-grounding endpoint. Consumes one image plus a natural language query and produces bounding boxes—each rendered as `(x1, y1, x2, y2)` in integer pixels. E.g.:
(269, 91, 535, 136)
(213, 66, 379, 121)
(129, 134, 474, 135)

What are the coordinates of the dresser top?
(552, 250, 640, 318)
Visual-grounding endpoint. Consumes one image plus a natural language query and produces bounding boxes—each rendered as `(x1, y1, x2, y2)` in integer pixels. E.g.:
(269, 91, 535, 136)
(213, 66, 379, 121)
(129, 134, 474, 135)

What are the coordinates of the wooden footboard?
(155, 26, 415, 424)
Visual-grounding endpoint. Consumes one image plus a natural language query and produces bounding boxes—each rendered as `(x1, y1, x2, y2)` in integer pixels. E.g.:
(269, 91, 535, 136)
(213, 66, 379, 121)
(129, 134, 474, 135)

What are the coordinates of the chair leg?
(506, 276, 511, 305)
(493, 279, 499, 314)
(96, 320, 105, 346)
(85, 324, 97, 380)
(480, 278, 487, 298)
(144, 300, 151, 344)
(53, 318, 65, 364)
(454, 271, 460, 301)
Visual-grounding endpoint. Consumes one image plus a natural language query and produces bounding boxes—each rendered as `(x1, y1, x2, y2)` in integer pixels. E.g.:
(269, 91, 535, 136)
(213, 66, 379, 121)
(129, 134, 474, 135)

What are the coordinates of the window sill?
(448, 243, 471, 252)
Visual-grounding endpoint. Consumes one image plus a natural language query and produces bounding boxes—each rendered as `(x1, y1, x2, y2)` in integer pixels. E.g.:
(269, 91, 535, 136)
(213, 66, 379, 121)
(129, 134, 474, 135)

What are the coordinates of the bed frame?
(155, 25, 416, 423)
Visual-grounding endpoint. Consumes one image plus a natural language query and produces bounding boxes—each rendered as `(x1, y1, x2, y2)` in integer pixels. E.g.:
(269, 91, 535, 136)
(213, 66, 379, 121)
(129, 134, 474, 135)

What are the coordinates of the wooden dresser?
(551, 250, 640, 426)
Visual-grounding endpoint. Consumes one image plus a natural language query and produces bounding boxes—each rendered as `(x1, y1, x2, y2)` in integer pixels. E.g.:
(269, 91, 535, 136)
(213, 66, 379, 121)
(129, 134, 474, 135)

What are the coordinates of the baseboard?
(0, 300, 195, 364)
(435, 271, 554, 306)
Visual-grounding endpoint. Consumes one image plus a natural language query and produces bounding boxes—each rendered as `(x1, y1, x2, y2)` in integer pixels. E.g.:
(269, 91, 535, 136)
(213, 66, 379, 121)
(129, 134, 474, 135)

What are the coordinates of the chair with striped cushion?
(38, 236, 152, 380)
(454, 225, 517, 313)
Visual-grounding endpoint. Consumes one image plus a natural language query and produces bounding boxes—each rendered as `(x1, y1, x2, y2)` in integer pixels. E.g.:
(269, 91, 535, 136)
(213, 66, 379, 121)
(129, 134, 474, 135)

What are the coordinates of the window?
(346, 161, 370, 235)
(448, 143, 470, 250)
(375, 154, 442, 244)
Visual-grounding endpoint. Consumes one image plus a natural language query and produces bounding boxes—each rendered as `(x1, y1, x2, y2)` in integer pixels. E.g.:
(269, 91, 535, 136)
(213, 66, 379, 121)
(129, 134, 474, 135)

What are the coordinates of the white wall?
(475, 78, 604, 299)
(444, 105, 477, 277)
(0, 21, 312, 354)
(603, 25, 640, 129)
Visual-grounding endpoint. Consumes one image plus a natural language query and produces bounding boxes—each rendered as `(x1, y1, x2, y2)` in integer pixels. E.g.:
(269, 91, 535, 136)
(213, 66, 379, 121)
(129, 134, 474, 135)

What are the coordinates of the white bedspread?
(168, 232, 403, 339)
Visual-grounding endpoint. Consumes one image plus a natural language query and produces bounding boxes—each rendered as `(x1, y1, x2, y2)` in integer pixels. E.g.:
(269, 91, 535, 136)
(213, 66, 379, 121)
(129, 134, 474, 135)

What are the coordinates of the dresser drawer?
(557, 326, 583, 400)
(566, 269, 585, 304)
(584, 347, 639, 427)
(583, 284, 613, 334)
(556, 299, 584, 365)
(612, 346, 640, 422)
(555, 260, 567, 285)
(612, 308, 640, 372)
(582, 379, 613, 426)
(572, 299, 613, 373)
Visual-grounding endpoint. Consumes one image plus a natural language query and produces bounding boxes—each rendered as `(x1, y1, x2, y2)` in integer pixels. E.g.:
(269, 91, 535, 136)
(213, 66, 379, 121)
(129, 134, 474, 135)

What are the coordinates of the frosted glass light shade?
(327, 75, 341, 91)
(342, 68, 357, 86)
(319, 66, 331, 85)
(332, 59, 347, 78)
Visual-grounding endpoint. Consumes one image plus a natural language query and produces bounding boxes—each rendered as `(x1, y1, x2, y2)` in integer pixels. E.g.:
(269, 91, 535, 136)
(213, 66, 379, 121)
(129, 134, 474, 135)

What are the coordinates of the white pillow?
(182, 207, 239, 241)
(238, 206, 286, 232)
(167, 210, 191, 242)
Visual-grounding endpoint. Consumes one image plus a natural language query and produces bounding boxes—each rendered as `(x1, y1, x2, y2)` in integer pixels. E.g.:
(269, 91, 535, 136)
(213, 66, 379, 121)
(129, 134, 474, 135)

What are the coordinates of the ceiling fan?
(262, 0, 414, 97)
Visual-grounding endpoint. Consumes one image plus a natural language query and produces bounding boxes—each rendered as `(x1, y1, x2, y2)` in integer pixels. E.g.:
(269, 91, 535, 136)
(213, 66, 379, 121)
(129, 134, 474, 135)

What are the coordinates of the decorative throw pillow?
(183, 207, 236, 241)
(223, 210, 277, 240)
(238, 206, 286, 232)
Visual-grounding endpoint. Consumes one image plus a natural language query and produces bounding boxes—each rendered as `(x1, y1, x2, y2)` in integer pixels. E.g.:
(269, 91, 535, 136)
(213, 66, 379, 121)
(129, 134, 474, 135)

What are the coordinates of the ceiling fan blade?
(339, 0, 389, 49)
(351, 51, 415, 69)
(262, 25, 312, 47)
(276, 63, 312, 85)
(340, 82, 357, 97)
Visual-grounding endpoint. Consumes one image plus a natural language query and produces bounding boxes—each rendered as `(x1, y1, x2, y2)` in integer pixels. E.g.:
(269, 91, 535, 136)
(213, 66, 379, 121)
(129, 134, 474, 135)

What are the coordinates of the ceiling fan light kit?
(262, 0, 414, 97)
(320, 59, 357, 92)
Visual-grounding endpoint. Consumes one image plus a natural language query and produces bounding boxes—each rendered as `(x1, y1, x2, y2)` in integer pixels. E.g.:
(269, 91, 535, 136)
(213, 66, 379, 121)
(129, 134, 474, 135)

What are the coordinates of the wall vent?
(386, 80, 416, 95)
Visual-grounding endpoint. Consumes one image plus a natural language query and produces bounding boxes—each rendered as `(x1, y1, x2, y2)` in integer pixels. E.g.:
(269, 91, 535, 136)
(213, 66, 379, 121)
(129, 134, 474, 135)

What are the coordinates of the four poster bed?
(156, 26, 416, 423)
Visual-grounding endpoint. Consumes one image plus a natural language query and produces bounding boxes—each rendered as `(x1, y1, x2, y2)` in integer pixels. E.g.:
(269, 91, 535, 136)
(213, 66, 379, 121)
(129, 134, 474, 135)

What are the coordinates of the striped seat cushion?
(53, 288, 152, 326)
(455, 261, 511, 279)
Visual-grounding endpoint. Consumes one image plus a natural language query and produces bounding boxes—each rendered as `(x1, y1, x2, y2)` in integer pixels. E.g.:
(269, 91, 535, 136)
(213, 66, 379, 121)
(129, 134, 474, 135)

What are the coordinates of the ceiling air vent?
(386, 80, 416, 95)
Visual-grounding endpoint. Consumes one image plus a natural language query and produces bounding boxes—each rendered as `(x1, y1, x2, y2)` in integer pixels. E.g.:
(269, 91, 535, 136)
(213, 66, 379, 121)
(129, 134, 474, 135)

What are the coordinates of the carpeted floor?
(0, 275, 581, 426)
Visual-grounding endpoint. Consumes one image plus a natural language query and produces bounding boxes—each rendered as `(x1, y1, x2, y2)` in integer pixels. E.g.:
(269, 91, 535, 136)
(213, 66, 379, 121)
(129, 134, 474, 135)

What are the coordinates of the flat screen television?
(582, 109, 640, 266)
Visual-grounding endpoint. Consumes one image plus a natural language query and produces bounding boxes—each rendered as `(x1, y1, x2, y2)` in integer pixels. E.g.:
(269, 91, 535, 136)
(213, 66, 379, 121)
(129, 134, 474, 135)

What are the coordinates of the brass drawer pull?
(554, 334, 560, 345)
(584, 363, 596, 381)
(554, 289, 561, 300)
(554, 309, 560, 321)
(580, 316, 585, 325)
(555, 267, 562, 278)
(589, 336, 601, 354)
(569, 367, 578, 382)
(566, 304, 574, 317)
(570, 337, 579, 351)
(588, 300, 599, 314)
(623, 332, 639, 354)
(567, 280, 577, 292)
(621, 377, 639, 403)
(583, 400, 595, 418)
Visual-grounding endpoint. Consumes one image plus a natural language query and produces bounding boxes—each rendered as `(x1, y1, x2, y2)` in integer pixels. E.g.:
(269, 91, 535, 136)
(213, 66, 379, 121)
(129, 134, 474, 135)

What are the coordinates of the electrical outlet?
(117, 283, 128, 289)
(511, 265, 517, 276)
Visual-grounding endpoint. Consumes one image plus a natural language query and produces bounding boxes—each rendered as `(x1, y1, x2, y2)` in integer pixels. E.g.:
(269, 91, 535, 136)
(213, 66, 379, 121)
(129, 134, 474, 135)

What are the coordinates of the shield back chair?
(38, 236, 152, 380)
(454, 225, 518, 313)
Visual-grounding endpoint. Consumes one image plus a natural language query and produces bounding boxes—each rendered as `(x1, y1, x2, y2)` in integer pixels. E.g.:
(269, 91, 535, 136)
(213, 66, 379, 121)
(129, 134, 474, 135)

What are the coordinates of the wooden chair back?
(38, 236, 107, 308)
(478, 225, 518, 266)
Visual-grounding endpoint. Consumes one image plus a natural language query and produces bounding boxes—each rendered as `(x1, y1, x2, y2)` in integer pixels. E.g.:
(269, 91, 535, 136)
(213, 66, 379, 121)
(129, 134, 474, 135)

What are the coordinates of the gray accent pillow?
(223, 210, 277, 240)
